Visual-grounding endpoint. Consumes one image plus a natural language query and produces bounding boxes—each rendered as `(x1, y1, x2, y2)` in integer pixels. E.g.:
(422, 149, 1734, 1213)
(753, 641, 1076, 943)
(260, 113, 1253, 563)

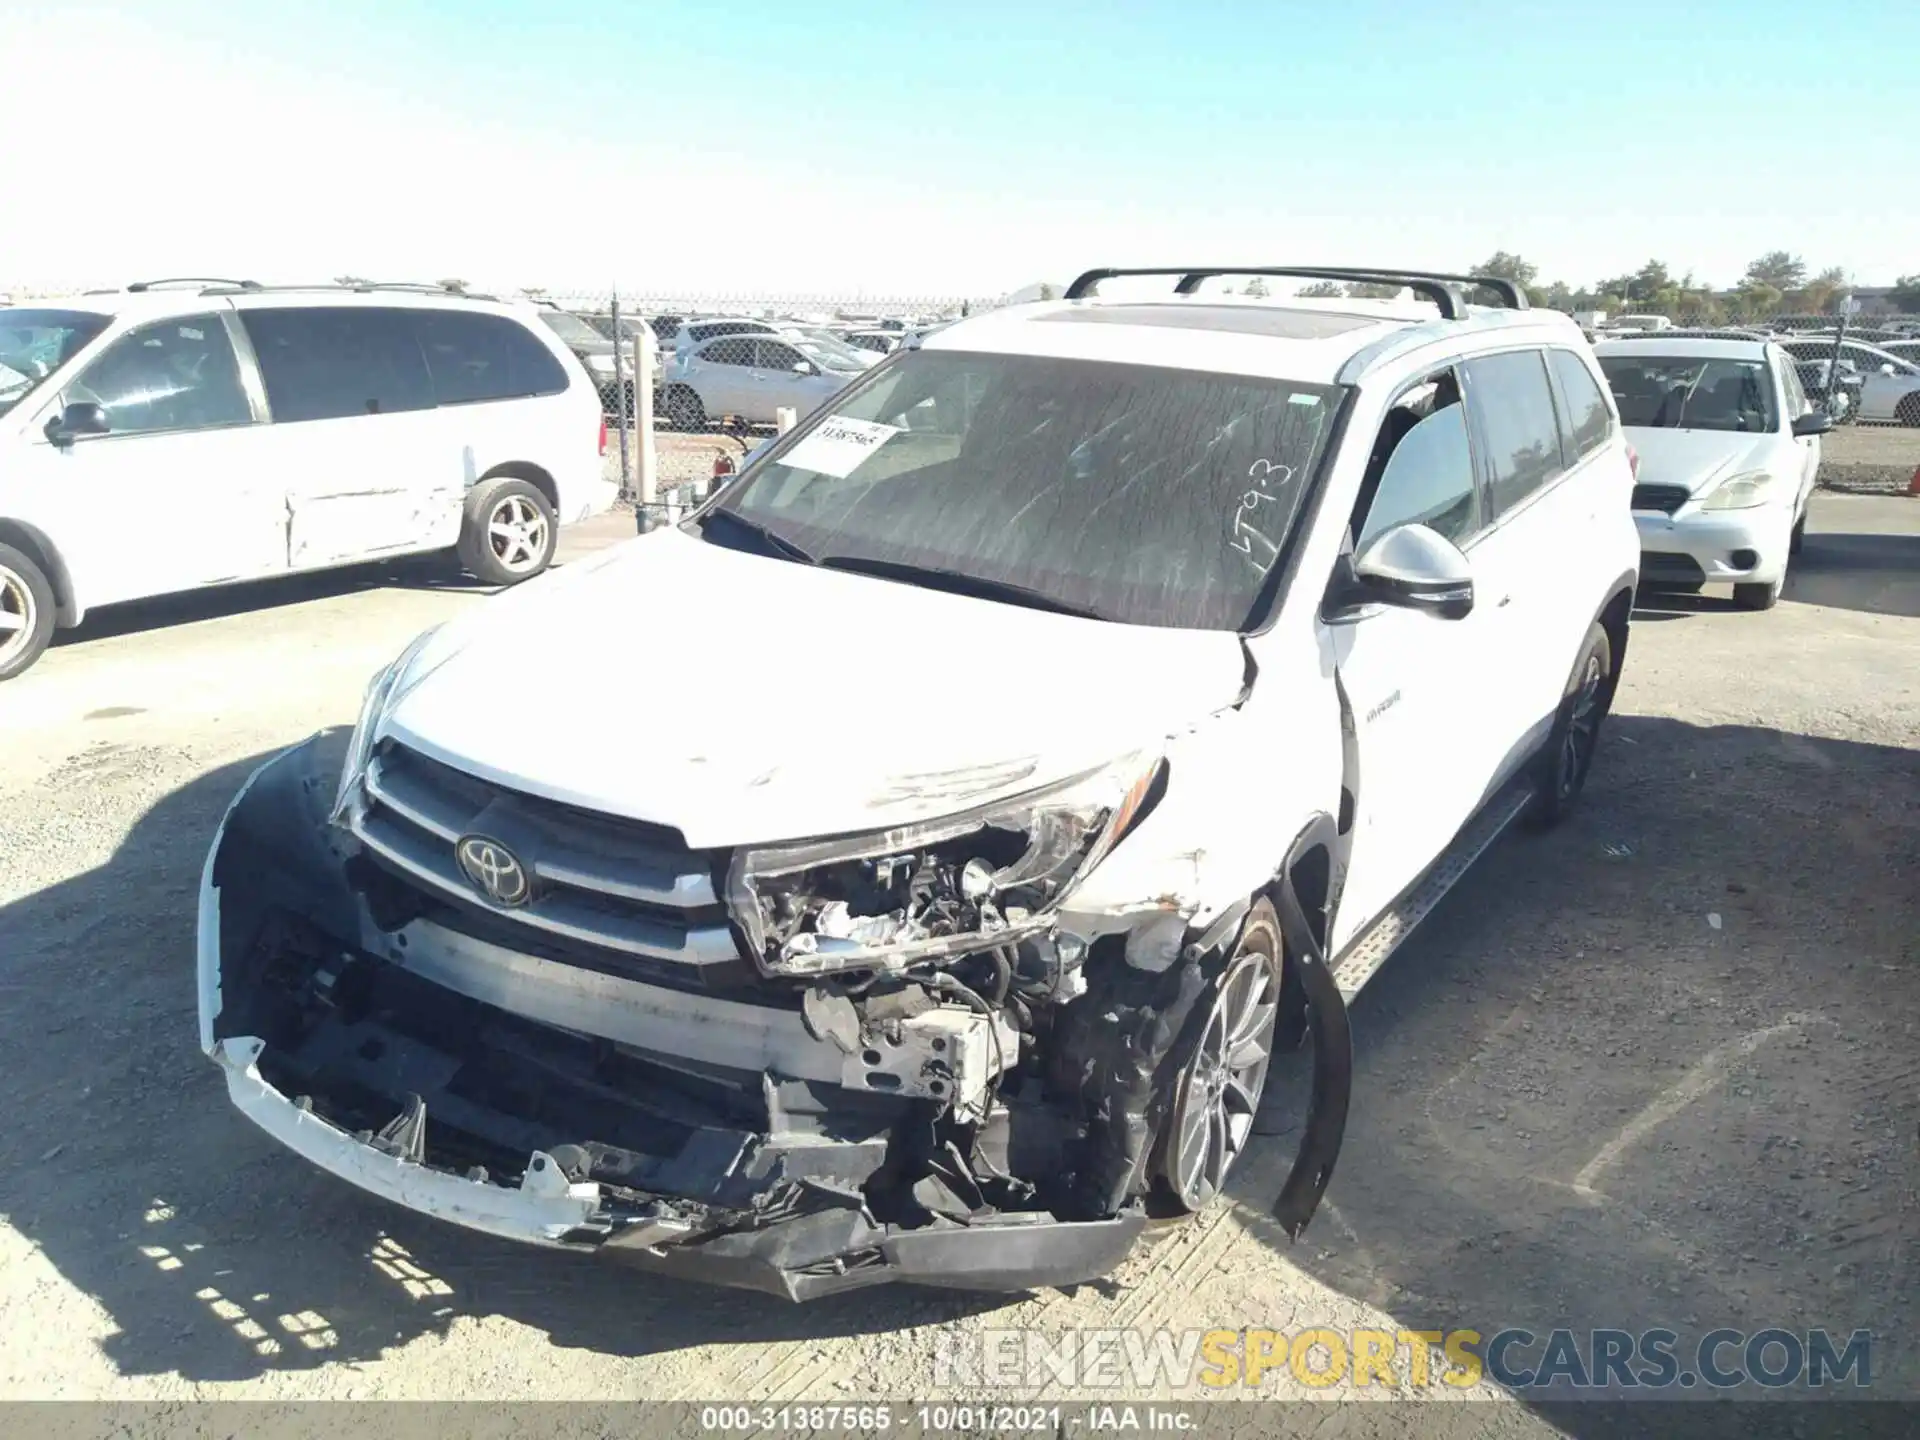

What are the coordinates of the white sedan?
(660, 334, 868, 429)
(1595, 336, 1832, 610)
(1778, 336, 1920, 426)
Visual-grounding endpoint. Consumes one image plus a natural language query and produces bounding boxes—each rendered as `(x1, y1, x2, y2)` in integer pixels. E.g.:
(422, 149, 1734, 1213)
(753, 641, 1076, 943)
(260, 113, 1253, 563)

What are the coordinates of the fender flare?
(1264, 813, 1354, 1238)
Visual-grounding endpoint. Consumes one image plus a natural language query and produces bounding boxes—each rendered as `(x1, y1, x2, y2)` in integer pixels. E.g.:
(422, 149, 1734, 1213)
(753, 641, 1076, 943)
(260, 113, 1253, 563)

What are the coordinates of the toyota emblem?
(455, 834, 530, 907)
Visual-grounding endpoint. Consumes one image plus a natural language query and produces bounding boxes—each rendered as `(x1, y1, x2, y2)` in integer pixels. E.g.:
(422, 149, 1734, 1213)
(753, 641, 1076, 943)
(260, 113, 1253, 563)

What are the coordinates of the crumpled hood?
(1626, 427, 1773, 497)
(382, 529, 1248, 847)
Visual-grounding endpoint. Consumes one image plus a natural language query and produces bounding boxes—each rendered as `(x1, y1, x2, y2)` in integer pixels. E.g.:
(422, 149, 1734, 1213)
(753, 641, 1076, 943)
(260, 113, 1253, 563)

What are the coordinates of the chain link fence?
(534, 291, 980, 524)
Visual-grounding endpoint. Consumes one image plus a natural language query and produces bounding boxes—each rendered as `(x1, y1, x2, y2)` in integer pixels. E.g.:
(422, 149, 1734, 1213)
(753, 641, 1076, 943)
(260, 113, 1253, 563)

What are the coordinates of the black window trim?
(1347, 362, 1488, 557)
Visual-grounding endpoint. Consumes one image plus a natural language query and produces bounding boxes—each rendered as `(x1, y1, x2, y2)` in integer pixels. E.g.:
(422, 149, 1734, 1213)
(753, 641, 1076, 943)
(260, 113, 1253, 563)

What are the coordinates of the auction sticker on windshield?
(780, 416, 903, 478)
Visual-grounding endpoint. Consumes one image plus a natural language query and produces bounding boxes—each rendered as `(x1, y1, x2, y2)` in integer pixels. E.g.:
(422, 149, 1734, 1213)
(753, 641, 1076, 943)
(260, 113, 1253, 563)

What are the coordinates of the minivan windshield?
(0, 309, 111, 416)
(1598, 355, 1778, 432)
(702, 349, 1344, 630)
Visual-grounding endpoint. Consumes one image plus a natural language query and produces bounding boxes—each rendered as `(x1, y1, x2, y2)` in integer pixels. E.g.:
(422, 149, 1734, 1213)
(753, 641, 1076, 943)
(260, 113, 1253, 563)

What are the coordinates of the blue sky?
(5, 0, 1915, 297)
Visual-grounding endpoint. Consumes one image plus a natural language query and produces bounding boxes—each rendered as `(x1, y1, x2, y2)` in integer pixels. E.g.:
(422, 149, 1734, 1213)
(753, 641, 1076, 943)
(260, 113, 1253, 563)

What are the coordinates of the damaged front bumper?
(198, 735, 1342, 1300)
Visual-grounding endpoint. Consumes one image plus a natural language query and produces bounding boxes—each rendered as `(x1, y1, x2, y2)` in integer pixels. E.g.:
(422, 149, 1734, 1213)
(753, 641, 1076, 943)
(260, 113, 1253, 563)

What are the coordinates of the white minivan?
(199, 266, 1640, 1300)
(0, 282, 614, 679)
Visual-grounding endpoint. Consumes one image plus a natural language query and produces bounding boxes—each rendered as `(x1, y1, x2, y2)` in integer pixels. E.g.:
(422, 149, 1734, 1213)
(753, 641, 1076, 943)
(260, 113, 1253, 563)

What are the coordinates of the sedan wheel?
(0, 563, 38, 670)
(1163, 936, 1280, 1211)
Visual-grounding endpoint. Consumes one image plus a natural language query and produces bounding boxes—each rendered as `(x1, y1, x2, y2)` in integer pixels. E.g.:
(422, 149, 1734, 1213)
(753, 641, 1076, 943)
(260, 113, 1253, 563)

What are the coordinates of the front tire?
(0, 543, 55, 682)
(1155, 901, 1283, 1213)
(1527, 621, 1613, 829)
(458, 478, 557, 586)
(665, 385, 707, 432)
(1734, 579, 1781, 610)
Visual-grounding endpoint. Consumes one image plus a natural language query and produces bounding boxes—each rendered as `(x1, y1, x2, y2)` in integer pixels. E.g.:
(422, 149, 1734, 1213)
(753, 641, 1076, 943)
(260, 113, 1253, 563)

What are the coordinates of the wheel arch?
(475, 461, 559, 517)
(1594, 570, 1636, 705)
(0, 518, 81, 628)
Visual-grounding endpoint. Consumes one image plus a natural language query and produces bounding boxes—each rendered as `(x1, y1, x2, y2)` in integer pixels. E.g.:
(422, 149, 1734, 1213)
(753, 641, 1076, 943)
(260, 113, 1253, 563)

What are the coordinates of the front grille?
(350, 743, 741, 973)
(1631, 483, 1691, 514)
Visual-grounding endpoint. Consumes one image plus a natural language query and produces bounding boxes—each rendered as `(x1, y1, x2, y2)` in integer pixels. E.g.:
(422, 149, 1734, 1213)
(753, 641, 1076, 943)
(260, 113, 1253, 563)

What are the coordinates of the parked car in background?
(1595, 336, 1830, 610)
(0, 282, 612, 680)
(198, 263, 1641, 1299)
(840, 328, 901, 355)
(1792, 356, 1864, 421)
(1882, 340, 1920, 365)
(533, 304, 629, 414)
(1777, 336, 1920, 424)
(660, 332, 866, 428)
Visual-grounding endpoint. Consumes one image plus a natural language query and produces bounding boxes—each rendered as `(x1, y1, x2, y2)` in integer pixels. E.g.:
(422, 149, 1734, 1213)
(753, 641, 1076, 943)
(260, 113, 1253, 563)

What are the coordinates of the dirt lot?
(1820, 423, 1920, 493)
(0, 495, 1914, 1429)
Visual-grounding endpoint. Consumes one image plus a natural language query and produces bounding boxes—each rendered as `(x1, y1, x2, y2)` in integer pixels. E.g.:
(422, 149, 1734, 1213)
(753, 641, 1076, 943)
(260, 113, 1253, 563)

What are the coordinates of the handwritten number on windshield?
(1230, 459, 1294, 568)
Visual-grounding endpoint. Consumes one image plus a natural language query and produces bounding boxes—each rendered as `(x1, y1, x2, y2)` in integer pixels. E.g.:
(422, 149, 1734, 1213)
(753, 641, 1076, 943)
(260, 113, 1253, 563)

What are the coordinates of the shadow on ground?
(49, 555, 490, 653)
(2, 714, 1914, 1418)
(1224, 711, 1919, 1433)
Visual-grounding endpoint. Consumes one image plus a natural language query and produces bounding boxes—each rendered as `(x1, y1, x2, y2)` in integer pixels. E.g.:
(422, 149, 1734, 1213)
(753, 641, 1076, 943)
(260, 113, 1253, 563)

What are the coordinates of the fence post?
(635, 328, 658, 520)
(776, 406, 797, 434)
(611, 290, 632, 498)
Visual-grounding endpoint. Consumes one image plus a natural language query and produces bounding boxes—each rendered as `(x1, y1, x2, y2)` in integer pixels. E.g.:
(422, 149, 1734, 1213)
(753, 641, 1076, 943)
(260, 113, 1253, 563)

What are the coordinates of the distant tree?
(334, 274, 371, 287)
(1345, 281, 1402, 299)
(1628, 260, 1673, 303)
(1744, 251, 1807, 293)
(1539, 280, 1575, 312)
(1036, 283, 1057, 301)
(1296, 280, 1345, 297)
(1890, 274, 1920, 313)
(1729, 282, 1783, 322)
(1243, 276, 1270, 298)
(437, 277, 470, 294)
(1796, 267, 1847, 315)
(1474, 252, 1538, 287)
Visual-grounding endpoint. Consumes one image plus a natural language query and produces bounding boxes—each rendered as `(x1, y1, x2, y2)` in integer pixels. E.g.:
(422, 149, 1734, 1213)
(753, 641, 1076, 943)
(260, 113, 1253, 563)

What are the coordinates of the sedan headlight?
(727, 754, 1164, 978)
(330, 626, 443, 825)
(1701, 470, 1778, 511)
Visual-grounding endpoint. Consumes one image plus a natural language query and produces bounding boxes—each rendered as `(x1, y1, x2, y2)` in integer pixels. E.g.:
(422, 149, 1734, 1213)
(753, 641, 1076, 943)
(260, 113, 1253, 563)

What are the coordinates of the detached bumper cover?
(196, 736, 1147, 1299)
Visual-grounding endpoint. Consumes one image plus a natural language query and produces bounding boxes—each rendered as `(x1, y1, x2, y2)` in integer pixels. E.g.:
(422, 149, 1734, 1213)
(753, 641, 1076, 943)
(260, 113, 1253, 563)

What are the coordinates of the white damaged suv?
(198, 267, 1640, 1299)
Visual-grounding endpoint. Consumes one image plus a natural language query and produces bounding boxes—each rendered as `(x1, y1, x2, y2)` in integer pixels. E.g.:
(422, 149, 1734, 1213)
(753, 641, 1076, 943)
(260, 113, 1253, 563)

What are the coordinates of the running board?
(1330, 784, 1535, 1001)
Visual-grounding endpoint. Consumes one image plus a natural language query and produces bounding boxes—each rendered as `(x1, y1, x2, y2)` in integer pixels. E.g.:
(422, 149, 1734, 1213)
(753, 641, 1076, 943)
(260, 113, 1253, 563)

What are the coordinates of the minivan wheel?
(1157, 901, 1282, 1213)
(1526, 621, 1613, 829)
(458, 479, 557, 585)
(665, 385, 706, 432)
(0, 543, 56, 682)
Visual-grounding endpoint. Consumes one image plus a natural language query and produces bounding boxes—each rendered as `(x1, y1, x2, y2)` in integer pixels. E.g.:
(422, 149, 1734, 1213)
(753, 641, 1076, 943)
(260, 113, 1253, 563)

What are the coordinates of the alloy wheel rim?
(1558, 651, 1606, 796)
(487, 496, 549, 574)
(1167, 946, 1280, 1210)
(0, 565, 35, 666)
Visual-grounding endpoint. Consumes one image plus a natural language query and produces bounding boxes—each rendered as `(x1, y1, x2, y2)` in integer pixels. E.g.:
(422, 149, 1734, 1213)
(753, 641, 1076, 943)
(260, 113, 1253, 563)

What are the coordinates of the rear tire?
(1526, 621, 1613, 829)
(457, 478, 557, 586)
(1789, 513, 1806, 557)
(1895, 393, 1920, 428)
(1734, 579, 1781, 610)
(665, 385, 706, 432)
(0, 543, 56, 682)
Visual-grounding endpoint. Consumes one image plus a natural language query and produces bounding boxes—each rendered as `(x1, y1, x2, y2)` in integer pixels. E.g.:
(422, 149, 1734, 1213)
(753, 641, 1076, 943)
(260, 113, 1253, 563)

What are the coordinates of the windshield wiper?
(816, 554, 1111, 620)
(695, 507, 818, 565)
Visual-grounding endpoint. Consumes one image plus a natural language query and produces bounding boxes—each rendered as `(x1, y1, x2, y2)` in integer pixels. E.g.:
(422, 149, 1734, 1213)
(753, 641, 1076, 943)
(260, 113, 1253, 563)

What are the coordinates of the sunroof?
(1036, 304, 1382, 339)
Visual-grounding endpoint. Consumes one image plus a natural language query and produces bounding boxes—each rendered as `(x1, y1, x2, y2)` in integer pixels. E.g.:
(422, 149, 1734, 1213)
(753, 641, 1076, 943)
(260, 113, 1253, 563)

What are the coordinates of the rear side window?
(243, 307, 434, 423)
(702, 337, 756, 367)
(1463, 350, 1566, 517)
(412, 311, 568, 405)
(1547, 349, 1612, 457)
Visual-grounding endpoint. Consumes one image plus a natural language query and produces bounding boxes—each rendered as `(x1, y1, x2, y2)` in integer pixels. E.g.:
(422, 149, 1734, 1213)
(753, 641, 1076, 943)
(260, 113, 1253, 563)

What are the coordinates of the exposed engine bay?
(201, 733, 1349, 1299)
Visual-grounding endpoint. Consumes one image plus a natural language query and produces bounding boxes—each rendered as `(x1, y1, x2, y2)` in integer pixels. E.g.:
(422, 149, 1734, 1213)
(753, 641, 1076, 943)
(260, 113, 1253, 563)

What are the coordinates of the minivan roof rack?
(194, 280, 502, 302)
(127, 277, 262, 293)
(1061, 266, 1532, 317)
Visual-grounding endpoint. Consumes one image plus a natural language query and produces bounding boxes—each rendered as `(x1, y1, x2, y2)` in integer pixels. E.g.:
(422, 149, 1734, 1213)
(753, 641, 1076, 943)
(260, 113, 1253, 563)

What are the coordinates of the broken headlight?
(728, 754, 1164, 977)
(330, 625, 443, 826)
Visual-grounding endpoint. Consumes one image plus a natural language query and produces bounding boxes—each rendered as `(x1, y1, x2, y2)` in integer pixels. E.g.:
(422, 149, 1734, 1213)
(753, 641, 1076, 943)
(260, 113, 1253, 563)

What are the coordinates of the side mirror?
(1792, 410, 1833, 437)
(1879, 363, 1897, 377)
(793, 361, 817, 377)
(44, 401, 109, 446)
(1331, 524, 1475, 621)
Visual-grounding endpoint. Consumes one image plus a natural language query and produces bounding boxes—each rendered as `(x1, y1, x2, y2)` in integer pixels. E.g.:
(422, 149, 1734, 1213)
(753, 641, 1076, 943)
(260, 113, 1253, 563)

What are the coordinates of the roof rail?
(195, 280, 502, 302)
(127, 277, 262, 293)
(1061, 266, 1533, 317)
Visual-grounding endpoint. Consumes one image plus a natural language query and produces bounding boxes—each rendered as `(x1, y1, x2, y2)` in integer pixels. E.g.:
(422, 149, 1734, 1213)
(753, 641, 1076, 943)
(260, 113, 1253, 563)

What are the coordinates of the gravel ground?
(0, 495, 1913, 1430)
(1817, 423, 1920, 494)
